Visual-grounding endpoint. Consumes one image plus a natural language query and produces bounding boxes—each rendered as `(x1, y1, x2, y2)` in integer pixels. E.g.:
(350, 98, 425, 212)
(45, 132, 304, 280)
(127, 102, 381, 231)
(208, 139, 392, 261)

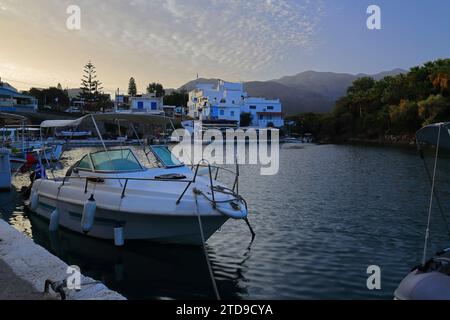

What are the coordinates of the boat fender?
(216, 202, 248, 219)
(114, 225, 125, 247)
(49, 209, 60, 232)
(30, 191, 39, 211)
(81, 194, 96, 234)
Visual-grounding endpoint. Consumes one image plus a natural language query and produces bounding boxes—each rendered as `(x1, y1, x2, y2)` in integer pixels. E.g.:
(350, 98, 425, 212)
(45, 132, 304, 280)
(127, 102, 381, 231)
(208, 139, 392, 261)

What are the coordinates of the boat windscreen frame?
(149, 145, 185, 169)
(76, 148, 145, 173)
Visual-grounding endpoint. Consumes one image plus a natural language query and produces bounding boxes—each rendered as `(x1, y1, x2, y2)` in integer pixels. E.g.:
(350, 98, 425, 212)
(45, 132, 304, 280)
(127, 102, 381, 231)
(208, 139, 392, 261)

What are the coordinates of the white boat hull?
(33, 193, 228, 245)
(28, 147, 248, 246)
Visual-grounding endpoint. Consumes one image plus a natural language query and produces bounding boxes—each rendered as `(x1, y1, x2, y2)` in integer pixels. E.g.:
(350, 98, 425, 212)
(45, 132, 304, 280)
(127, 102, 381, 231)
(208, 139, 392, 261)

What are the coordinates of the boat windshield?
(150, 145, 184, 168)
(90, 149, 143, 172)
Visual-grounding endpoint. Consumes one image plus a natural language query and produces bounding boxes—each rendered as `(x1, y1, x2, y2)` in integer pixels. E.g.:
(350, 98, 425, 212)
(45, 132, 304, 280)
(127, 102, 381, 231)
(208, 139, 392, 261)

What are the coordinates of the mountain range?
(178, 69, 406, 115)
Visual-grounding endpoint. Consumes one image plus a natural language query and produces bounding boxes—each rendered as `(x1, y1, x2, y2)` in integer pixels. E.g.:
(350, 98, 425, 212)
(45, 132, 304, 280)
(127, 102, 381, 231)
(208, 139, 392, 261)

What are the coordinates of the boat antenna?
(90, 114, 123, 187)
(422, 124, 442, 266)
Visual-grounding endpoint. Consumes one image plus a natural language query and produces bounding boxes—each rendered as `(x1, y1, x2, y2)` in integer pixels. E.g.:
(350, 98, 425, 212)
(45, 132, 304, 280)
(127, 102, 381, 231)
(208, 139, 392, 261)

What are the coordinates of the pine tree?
(128, 77, 137, 96)
(79, 61, 103, 102)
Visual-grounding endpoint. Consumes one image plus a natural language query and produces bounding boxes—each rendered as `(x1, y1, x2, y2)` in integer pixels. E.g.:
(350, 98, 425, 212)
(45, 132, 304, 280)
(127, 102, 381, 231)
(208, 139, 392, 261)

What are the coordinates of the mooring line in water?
(194, 191, 221, 300)
(418, 147, 450, 235)
(422, 124, 442, 266)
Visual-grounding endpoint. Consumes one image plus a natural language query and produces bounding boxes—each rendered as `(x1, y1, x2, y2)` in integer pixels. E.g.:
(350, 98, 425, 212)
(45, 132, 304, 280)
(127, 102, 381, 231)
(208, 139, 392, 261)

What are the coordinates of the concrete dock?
(0, 220, 126, 300)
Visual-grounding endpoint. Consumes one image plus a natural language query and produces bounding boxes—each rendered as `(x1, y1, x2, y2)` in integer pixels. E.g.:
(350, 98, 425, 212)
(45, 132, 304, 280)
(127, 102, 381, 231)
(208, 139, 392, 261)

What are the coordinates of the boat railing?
(54, 161, 241, 208)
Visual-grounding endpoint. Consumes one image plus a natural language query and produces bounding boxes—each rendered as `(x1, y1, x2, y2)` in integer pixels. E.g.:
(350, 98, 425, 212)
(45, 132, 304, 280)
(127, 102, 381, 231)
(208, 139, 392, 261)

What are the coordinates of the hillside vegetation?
(288, 59, 450, 143)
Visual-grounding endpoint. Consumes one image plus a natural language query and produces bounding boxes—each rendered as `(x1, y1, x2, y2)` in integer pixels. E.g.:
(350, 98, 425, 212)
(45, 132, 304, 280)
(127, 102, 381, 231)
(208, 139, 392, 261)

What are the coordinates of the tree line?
(287, 59, 450, 142)
(22, 61, 189, 112)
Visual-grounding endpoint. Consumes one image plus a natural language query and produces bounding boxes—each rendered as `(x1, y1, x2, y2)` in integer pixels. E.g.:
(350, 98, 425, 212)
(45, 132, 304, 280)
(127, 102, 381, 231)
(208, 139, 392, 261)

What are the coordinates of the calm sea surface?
(1, 143, 450, 300)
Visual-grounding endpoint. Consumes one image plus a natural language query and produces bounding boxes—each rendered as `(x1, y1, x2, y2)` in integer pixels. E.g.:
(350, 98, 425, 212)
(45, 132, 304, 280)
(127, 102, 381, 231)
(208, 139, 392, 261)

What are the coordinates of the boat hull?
(10, 157, 25, 172)
(33, 193, 229, 246)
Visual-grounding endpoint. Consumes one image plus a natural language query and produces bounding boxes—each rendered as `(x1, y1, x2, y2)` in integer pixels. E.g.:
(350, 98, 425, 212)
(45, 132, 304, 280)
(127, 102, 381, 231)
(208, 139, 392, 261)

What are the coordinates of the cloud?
(1, 0, 325, 86)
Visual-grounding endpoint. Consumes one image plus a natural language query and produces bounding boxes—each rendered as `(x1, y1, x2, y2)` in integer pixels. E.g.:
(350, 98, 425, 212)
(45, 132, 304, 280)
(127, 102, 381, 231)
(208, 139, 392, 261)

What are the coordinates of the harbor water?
(1, 143, 450, 300)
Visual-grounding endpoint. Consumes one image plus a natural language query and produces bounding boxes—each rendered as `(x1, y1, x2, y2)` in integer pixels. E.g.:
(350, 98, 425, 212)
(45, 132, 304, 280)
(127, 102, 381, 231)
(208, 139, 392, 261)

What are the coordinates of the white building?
(0, 82, 38, 113)
(115, 93, 164, 114)
(188, 80, 283, 128)
(243, 97, 284, 128)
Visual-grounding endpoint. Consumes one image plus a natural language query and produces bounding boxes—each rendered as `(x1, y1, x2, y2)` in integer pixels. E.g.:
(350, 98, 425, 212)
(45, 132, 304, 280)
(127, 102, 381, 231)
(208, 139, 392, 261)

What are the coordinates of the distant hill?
(178, 78, 220, 92)
(179, 69, 407, 115)
(243, 81, 334, 114)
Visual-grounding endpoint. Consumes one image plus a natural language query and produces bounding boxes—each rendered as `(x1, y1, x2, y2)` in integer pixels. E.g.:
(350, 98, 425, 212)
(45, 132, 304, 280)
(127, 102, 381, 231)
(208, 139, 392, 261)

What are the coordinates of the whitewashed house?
(0, 82, 38, 113)
(243, 97, 284, 128)
(115, 93, 163, 114)
(188, 80, 283, 128)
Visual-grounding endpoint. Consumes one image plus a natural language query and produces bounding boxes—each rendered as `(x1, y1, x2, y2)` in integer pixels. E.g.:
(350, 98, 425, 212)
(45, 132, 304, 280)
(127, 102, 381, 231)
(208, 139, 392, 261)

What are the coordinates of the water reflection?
(26, 210, 247, 300)
(3, 144, 450, 299)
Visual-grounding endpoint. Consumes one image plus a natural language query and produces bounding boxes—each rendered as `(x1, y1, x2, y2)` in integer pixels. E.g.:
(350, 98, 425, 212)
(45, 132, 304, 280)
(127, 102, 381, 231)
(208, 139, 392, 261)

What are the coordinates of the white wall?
(188, 81, 284, 127)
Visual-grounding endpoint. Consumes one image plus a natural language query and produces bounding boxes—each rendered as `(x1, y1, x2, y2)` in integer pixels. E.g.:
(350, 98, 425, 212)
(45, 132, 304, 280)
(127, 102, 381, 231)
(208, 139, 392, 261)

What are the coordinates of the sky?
(0, 0, 449, 95)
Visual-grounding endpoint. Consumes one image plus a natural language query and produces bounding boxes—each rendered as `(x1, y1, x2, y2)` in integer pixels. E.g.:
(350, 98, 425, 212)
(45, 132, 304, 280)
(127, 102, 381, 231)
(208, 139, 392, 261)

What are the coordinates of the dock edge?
(0, 219, 126, 300)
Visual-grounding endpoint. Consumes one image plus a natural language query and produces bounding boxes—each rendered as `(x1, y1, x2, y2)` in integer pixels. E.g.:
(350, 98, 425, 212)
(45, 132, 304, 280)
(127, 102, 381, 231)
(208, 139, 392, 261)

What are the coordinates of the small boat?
(55, 130, 92, 138)
(28, 113, 251, 246)
(395, 122, 450, 300)
(10, 155, 26, 172)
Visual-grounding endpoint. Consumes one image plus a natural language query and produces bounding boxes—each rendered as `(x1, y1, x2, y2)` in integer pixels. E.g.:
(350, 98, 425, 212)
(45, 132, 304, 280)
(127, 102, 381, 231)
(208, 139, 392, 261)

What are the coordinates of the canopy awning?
(0, 112, 28, 124)
(40, 113, 173, 128)
(416, 122, 450, 150)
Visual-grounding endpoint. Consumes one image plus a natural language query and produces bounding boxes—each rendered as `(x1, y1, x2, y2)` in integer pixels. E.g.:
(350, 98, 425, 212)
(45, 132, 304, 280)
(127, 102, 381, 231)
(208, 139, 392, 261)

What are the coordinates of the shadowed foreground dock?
(0, 220, 125, 300)
(0, 259, 52, 300)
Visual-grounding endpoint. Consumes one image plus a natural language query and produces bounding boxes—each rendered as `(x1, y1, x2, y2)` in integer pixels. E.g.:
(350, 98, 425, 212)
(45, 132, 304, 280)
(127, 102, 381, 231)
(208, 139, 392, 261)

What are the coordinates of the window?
(249, 105, 256, 110)
(230, 111, 235, 117)
(150, 145, 183, 168)
(137, 101, 144, 109)
(220, 110, 225, 116)
(151, 102, 157, 110)
(267, 106, 274, 110)
(90, 149, 143, 172)
(77, 155, 93, 171)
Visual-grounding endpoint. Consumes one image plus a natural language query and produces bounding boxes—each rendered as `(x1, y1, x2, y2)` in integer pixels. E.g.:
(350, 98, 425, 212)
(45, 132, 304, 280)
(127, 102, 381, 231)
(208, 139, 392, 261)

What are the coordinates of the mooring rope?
(422, 124, 442, 266)
(194, 191, 221, 300)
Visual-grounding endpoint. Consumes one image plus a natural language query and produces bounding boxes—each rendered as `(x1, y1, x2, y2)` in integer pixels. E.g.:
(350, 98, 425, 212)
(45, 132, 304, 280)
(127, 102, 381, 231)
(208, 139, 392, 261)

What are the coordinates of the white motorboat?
(395, 122, 450, 300)
(28, 113, 251, 246)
